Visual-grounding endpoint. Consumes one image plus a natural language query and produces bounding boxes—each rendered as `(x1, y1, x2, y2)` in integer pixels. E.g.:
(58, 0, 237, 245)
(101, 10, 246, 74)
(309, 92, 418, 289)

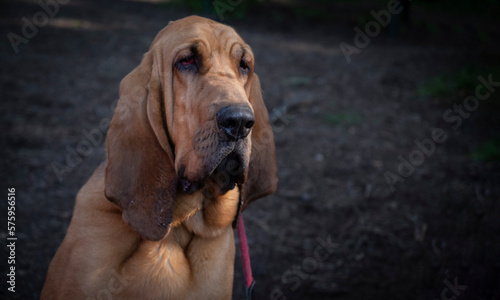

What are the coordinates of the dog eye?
(176, 55, 197, 71)
(181, 56, 195, 66)
(239, 59, 249, 74)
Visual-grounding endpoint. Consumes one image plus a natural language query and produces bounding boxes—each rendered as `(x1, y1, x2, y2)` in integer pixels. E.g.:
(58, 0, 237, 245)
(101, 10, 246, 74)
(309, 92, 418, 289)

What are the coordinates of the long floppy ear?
(240, 74, 278, 211)
(104, 51, 177, 241)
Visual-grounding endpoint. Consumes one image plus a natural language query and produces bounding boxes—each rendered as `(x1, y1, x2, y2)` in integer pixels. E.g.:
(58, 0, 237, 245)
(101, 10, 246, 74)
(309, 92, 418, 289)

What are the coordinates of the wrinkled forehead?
(150, 17, 250, 56)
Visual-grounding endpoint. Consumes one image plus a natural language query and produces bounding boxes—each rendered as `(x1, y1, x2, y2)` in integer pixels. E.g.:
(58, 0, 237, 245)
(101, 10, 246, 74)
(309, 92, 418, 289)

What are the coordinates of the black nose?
(217, 106, 255, 140)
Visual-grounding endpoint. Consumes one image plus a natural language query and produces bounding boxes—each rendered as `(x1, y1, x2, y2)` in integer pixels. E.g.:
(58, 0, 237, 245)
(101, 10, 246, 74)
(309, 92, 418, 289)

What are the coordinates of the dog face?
(167, 23, 256, 195)
(104, 16, 277, 241)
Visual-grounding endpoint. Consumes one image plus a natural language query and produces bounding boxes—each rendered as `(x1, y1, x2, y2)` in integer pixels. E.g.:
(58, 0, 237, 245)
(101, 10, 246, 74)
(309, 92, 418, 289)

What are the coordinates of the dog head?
(104, 16, 277, 240)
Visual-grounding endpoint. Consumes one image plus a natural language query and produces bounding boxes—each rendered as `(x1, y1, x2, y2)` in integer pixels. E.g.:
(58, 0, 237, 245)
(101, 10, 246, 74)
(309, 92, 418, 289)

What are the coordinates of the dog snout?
(217, 106, 255, 141)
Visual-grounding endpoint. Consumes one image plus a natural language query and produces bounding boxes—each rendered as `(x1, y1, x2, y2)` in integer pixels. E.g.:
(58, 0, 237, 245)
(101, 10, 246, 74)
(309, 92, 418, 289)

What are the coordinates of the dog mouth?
(209, 151, 246, 193)
(179, 146, 246, 194)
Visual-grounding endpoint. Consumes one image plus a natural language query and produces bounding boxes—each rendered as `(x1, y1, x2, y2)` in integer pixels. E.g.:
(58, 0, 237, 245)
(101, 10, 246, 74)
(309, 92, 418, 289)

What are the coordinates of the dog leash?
(236, 215, 255, 300)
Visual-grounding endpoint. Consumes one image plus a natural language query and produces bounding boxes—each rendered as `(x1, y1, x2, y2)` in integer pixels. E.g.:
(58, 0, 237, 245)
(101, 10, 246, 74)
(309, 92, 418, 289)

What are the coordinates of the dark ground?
(1, 0, 500, 299)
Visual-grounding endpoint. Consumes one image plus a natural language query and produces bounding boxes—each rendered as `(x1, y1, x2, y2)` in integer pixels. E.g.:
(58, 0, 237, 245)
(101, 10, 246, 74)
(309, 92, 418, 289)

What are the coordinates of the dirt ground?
(1, 0, 500, 299)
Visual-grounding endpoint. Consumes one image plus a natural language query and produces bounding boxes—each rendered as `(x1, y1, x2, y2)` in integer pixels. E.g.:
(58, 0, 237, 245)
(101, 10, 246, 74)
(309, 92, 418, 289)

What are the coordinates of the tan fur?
(42, 164, 238, 299)
(41, 16, 277, 300)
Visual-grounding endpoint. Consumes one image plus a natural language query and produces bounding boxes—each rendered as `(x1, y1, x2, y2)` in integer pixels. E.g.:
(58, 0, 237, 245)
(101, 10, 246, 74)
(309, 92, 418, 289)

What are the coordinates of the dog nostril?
(244, 120, 254, 129)
(225, 120, 238, 129)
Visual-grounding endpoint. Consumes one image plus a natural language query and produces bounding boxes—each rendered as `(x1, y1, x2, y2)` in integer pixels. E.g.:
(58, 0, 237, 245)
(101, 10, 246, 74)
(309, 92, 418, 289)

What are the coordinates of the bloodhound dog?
(41, 16, 277, 300)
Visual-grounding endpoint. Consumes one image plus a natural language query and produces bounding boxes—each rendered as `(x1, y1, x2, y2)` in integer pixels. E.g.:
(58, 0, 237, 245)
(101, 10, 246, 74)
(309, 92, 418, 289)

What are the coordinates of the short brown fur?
(41, 16, 277, 300)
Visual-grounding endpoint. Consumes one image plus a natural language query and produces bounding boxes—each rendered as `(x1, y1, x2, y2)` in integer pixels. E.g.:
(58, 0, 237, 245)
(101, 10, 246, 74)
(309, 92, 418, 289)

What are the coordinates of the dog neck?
(169, 186, 240, 239)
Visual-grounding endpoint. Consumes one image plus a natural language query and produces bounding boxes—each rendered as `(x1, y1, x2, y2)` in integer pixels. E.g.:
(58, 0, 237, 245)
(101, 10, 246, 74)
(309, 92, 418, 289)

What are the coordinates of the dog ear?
(104, 50, 177, 241)
(240, 74, 278, 212)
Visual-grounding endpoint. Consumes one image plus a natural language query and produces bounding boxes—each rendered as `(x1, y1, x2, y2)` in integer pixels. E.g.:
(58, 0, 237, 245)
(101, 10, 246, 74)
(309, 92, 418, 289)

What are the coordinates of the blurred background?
(1, 0, 500, 299)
